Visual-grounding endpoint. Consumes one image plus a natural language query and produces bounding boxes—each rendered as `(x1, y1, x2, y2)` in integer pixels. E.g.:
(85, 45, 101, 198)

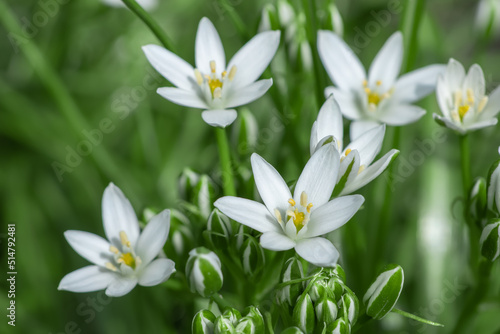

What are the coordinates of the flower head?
(143, 17, 280, 128)
(433, 59, 500, 134)
(58, 183, 175, 297)
(317, 30, 445, 139)
(215, 144, 364, 267)
(310, 96, 399, 195)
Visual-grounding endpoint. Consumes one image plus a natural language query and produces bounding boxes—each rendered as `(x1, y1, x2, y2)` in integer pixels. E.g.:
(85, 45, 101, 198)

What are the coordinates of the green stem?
(459, 135, 471, 198)
(121, 0, 175, 51)
(392, 308, 444, 327)
(215, 0, 249, 41)
(352, 313, 372, 332)
(264, 312, 275, 334)
(400, 0, 427, 72)
(215, 127, 237, 196)
(211, 293, 232, 310)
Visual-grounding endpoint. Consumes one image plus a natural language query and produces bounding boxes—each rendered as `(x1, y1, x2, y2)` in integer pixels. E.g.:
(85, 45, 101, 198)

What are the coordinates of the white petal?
(350, 120, 380, 141)
(345, 124, 385, 166)
(102, 183, 140, 247)
(225, 79, 273, 108)
(227, 30, 281, 88)
(325, 86, 364, 121)
(433, 114, 465, 134)
(310, 121, 319, 155)
(251, 153, 292, 214)
(378, 103, 426, 126)
(317, 31, 366, 90)
(201, 109, 237, 128)
(105, 277, 138, 297)
(294, 144, 340, 207)
(394, 64, 446, 103)
(436, 75, 452, 119)
(64, 231, 112, 267)
(465, 118, 498, 131)
(315, 95, 344, 148)
(340, 149, 399, 195)
(338, 149, 360, 185)
(295, 237, 339, 267)
(156, 87, 208, 109)
(138, 258, 176, 286)
(136, 209, 170, 265)
(481, 85, 500, 118)
(195, 17, 226, 74)
(464, 64, 485, 99)
(142, 44, 195, 90)
(368, 32, 403, 89)
(260, 231, 296, 251)
(214, 196, 281, 233)
(58, 265, 115, 293)
(306, 195, 364, 237)
(444, 58, 466, 93)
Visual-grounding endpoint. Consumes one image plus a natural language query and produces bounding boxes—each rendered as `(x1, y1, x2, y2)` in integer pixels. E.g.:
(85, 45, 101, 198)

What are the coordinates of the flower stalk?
(216, 127, 237, 197)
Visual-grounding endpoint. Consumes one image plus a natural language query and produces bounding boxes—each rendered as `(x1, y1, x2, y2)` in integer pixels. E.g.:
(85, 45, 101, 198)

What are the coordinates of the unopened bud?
(276, 257, 305, 306)
(363, 264, 404, 320)
(186, 247, 223, 297)
(293, 294, 315, 333)
(315, 295, 338, 326)
(326, 318, 350, 334)
(480, 220, 500, 261)
(193, 175, 217, 220)
(205, 209, 232, 250)
(192, 309, 216, 334)
(240, 236, 265, 277)
(178, 168, 200, 201)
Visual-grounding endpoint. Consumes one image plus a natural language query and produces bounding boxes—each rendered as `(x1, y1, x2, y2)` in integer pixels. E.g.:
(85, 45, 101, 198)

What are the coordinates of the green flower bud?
(293, 294, 315, 334)
(193, 175, 217, 220)
(468, 177, 487, 222)
(487, 159, 500, 214)
(480, 221, 500, 261)
(331, 265, 346, 283)
(363, 264, 404, 320)
(276, 257, 305, 306)
(204, 209, 232, 250)
(186, 247, 223, 298)
(309, 279, 330, 303)
(220, 308, 241, 328)
(192, 309, 216, 334)
(215, 317, 235, 334)
(165, 210, 194, 260)
(338, 293, 359, 325)
(327, 276, 345, 303)
(315, 295, 338, 326)
(326, 4, 344, 37)
(326, 318, 350, 334)
(178, 168, 200, 201)
(232, 108, 258, 156)
(281, 327, 305, 334)
(241, 306, 264, 333)
(240, 236, 265, 277)
(233, 224, 247, 252)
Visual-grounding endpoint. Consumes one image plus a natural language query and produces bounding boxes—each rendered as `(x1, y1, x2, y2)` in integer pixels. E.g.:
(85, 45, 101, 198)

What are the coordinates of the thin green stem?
(459, 135, 471, 198)
(211, 293, 232, 310)
(392, 308, 444, 327)
(264, 312, 275, 334)
(215, 0, 249, 41)
(400, 0, 427, 72)
(121, 0, 175, 51)
(215, 127, 237, 197)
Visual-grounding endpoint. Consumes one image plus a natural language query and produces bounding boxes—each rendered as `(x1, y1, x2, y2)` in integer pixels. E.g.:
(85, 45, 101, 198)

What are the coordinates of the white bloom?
(142, 17, 280, 128)
(310, 96, 399, 195)
(102, 0, 157, 11)
(58, 184, 175, 297)
(214, 144, 364, 267)
(317, 30, 445, 139)
(433, 59, 500, 134)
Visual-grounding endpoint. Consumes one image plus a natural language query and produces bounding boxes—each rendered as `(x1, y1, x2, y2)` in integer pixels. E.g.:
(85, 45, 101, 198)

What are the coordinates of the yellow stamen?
(228, 66, 237, 81)
(368, 92, 381, 105)
(300, 192, 308, 207)
(119, 231, 131, 248)
(274, 209, 283, 223)
(477, 96, 488, 112)
(288, 198, 296, 206)
(345, 148, 352, 156)
(364, 87, 371, 94)
(362, 80, 368, 87)
(358, 165, 366, 175)
(376, 80, 382, 86)
(221, 70, 227, 78)
(210, 60, 216, 73)
(109, 246, 120, 254)
(306, 203, 313, 213)
(467, 89, 474, 104)
(118, 252, 136, 268)
(458, 105, 470, 119)
(105, 262, 118, 272)
(290, 208, 305, 231)
(194, 69, 203, 85)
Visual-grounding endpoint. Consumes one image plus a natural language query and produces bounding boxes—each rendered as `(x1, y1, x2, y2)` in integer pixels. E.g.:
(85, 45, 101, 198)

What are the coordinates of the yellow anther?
(288, 198, 296, 206)
(458, 105, 470, 119)
(362, 80, 368, 87)
(109, 246, 120, 254)
(194, 69, 203, 85)
(358, 165, 366, 175)
(119, 231, 131, 248)
(289, 208, 305, 231)
(364, 87, 371, 94)
(286, 209, 296, 219)
(105, 262, 118, 272)
(135, 256, 142, 267)
(210, 60, 216, 73)
(118, 252, 136, 268)
(345, 148, 352, 156)
(467, 89, 474, 104)
(478, 96, 488, 112)
(274, 209, 283, 223)
(213, 87, 222, 99)
(454, 91, 462, 106)
(368, 92, 381, 105)
(300, 192, 308, 207)
(306, 203, 313, 213)
(228, 66, 237, 81)
(221, 70, 227, 78)
(376, 80, 382, 86)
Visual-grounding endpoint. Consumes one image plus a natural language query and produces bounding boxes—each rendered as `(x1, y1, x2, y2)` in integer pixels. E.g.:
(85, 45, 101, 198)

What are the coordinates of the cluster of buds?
(192, 306, 265, 334)
(178, 169, 218, 221)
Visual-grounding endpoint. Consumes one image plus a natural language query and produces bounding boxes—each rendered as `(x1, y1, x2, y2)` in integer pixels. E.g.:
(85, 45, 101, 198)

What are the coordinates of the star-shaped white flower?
(317, 30, 445, 139)
(214, 144, 364, 267)
(142, 17, 280, 128)
(310, 96, 399, 195)
(433, 58, 500, 134)
(58, 183, 175, 297)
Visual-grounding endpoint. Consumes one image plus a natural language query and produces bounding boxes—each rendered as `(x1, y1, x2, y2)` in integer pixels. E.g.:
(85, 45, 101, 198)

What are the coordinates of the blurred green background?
(1, 0, 500, 333)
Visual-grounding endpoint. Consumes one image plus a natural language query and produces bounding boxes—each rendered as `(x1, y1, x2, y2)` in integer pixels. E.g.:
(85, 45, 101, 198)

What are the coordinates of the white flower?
(58, 183, 175, 297)
(102, 0, 157, 11)
(214, 144, 364, 267)
(317, 30, 445, 139)
(310, 96, 399, 195)
(433, 59, 500, 134)
(142, 17, 280, 128)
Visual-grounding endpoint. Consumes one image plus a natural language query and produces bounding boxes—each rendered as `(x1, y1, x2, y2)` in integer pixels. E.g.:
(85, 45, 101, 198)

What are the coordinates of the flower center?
(105, 231, 141, 272)
(274, 191, 313, 233)
(194, 60, 237, 99)
(452, 89, 488, 122)
(363, 80, 393, 111)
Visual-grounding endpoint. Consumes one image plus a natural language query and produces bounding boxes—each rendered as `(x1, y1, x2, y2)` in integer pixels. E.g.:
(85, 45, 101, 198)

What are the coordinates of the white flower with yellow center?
(433, 59, 500, 133)
(142, 17, 280, 128)
(58, 184, 175, 297)
(317, 30, 446, 139)
(214, 144, 364, 267)
(310, 96, 399, 195)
